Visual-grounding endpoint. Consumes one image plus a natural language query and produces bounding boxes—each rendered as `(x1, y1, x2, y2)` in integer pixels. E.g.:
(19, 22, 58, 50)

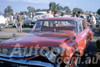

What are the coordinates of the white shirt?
(43, 13, 54, 18)
(90, 16, 96, 24)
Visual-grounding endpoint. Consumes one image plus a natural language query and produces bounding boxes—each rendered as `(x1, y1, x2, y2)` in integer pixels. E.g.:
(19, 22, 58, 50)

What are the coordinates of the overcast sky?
(0, 0, 100, 13)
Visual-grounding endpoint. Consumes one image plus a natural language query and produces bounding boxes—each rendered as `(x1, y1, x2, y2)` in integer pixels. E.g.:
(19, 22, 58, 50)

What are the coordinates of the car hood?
(0, 32, 74, 48)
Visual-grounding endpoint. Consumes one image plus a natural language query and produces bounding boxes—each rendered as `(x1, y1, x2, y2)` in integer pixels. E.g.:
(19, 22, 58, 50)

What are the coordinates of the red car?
(0, 17, 93, 67)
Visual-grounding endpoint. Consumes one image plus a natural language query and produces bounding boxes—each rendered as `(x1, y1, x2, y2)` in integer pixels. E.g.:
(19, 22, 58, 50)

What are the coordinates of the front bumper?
(0, 57, 54, 67)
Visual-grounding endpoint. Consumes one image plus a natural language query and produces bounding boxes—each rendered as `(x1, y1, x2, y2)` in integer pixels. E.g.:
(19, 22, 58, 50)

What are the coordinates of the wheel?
(0, 25, 4, 31)
(55, 53, 80, 67)
(69, 53, 80, 67)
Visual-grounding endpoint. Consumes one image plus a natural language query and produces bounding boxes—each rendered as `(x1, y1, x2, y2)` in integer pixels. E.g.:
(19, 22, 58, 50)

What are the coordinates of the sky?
(0, 0, 100, 13)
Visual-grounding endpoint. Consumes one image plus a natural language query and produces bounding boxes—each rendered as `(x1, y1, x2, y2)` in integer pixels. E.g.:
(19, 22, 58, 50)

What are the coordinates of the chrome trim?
(0, 57, 54, 67)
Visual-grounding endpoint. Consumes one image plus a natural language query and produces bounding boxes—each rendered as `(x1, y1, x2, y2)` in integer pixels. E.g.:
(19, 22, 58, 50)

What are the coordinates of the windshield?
(32, 20, 77, 34)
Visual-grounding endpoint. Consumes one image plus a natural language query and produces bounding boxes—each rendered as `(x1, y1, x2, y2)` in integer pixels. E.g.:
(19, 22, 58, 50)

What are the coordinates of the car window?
(78, 20, 83, 33)
(43, 21, 49, 27)
(34, 21, 42, 31)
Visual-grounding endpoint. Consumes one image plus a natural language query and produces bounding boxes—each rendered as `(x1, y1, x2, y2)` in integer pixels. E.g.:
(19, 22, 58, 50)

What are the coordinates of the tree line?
(4, 2, 100, 15)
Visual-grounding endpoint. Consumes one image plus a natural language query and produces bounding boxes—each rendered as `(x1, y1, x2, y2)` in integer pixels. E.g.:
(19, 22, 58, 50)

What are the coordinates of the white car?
(22, 16, 33, 26)
(33, 11, 47, 23)
(0, 15, 7, 30)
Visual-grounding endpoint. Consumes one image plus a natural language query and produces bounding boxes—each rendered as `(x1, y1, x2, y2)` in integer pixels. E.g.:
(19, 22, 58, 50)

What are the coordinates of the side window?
(82, 20, 86, 30)
(78, 22, 83, 32)
(43, 21, 49, 27)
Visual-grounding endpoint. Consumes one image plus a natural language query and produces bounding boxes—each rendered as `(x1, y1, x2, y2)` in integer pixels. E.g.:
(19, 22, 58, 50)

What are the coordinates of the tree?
(64, 6, 71, 14)
(56, 4, 64, 12)
(49, 2, 56, 11)
(66, 8, 71, 14)
(73, 8, 84, 14)
(27, 6, 35, 13)
(36, 9, 41, 12)
(4, 6, 13, 14)
(97, 9, 100, 15)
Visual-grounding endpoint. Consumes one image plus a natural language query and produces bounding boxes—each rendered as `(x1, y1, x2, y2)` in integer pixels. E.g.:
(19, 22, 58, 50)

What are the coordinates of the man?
(13, 13, 18, 28)
(61, 13, 65, 17)
(77, 11, 81, 17)
(9, 13, 14, 25)
(43, 10, 54, 18)
(72, 12, 76, 17)
(54, 11, 59, 17)
(90, 13, 96, 28)
(16, 14, 23, 32)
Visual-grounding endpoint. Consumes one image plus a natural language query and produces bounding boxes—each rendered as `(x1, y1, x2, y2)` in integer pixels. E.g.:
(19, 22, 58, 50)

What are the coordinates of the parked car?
(22, 16, 33, 27)
(32, 11, 47, 23)
(93, 16, 100, 32)
(0, 17, 93, 67)
(0, 15, 7, 30)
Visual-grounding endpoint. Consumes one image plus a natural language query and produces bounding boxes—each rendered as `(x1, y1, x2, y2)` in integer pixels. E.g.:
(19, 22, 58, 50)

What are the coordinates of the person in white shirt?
(72, 12, 76, 17)
(90, 14, 96, 28)
(9, 14, 14, 24)
(43, 10, 54, 18)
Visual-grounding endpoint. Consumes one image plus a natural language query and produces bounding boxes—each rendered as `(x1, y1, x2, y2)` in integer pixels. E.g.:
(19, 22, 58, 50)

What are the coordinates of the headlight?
(0, 47, 40, 57)
(2, 48, 8, 54)
(0, 47, 13, 55)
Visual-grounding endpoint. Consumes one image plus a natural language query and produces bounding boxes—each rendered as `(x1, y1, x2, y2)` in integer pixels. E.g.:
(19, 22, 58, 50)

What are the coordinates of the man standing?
(16, 14, 23, 32)
(9, 13, 14, 25)
(13, 13, 18, 28)
(43, 10, 54, 18)
(72, 12, 76, 17)
(90, 13, 96, 28)
(54, 11, 59, 17)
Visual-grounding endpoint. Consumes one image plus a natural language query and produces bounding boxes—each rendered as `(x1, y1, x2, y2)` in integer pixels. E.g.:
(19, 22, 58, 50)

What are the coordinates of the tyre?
(55, 53, 80, 67)
(0, 25, 4, 31)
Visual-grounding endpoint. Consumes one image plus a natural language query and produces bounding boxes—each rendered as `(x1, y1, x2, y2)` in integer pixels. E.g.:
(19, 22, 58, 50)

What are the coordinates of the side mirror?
(96, 39, 100, 50)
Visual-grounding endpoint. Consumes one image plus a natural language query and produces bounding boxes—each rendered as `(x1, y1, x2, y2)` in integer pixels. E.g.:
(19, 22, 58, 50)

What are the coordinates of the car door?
(76, 20, 90, 55)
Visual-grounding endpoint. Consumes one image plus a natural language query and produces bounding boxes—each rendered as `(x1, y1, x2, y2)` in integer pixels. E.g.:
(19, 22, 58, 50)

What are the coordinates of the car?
(0, 17, 93, 67)
(0, 15, 7, 31)
(32, 11, 47, 23)
(22, 16, 33, 27)
(93, 16, 100, 32)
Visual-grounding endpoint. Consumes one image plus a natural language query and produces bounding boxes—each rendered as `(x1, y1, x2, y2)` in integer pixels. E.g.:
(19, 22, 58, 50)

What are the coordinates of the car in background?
(0, 15, 7, 31)
(32, 11, 47, 23)
(93, 16, 100, 32)
(22, 16, 33, 27)
(0, 17, 93, 67)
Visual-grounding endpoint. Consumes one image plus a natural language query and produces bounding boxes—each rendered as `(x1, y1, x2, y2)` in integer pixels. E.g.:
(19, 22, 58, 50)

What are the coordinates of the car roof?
(38, 17, 83, 21)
